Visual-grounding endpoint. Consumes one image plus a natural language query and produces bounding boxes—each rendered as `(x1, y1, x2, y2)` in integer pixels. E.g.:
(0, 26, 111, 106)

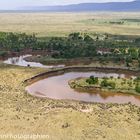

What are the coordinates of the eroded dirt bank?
(24, 66, 140, 85)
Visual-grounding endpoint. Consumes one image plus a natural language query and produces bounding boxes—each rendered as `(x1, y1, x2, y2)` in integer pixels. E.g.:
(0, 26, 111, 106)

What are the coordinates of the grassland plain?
(0, 12, 140, 37)
(0, 11, 140, 140)
(0, 62, 140, 140)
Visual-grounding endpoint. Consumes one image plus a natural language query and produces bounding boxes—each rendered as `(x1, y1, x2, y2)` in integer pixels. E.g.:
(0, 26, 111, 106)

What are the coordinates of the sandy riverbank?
(0, 62, 140, 140)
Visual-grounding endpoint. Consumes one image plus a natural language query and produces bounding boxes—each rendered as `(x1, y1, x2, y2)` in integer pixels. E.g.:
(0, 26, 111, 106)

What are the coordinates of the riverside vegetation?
(69, 76, 140, 95)
(1, 32, 140, 69)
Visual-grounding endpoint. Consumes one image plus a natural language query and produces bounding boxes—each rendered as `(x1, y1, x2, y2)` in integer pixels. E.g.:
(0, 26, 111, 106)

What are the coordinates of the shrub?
(0, 51, 8, 57)
(101, 79, 116, 89)
(135, 84, 140, 93)
(86, 79, 93, 85)
(86, 76, 98, 85)
(101, 79, 108, 87)
(136, 77, 140, 81)
(109, 82, 116, 89)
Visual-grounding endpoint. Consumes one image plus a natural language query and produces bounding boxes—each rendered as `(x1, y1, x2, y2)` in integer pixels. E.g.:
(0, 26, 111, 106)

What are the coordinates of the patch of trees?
(100, 78, 116, 89)
(0, 32, 37, 52)
(86, 76, 116, 89)
(109, 21, 124, 25)
(44, 33, 97, 58)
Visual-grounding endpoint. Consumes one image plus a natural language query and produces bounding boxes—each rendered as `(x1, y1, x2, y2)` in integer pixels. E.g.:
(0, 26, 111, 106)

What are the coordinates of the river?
(4, 55, 140, 106)
(26, 71, 140, 106)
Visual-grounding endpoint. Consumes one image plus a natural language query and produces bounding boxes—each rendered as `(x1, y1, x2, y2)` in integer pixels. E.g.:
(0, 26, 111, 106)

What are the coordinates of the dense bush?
(101, 79, 116, 89)
(86, 76, 98, 85)
(0, 51, 8, 57)
(135, 84, 140, 93)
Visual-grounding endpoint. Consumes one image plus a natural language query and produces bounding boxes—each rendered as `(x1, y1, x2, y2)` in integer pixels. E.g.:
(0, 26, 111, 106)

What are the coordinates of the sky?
(0, 0, 135, 10)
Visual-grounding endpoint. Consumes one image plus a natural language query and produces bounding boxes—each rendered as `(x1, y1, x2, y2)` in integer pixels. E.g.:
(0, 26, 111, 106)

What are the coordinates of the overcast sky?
(0, 0, 135, 10)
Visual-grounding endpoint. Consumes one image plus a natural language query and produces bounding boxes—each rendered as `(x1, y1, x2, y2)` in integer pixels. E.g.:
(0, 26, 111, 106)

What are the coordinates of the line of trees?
(0, 32, 140, 61)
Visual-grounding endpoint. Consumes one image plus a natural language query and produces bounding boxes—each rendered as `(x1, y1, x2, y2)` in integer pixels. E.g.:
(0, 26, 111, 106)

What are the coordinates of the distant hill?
(20, 0, 140, 12)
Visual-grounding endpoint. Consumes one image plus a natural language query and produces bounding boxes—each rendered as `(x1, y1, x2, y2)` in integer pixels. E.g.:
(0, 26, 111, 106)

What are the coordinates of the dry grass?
(0, 62, 140, 139)
(0, 12, 140, 37)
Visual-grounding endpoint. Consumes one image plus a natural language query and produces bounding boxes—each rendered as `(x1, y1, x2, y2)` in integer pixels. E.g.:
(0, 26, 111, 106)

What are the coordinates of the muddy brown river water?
(26, 71, 140, 106)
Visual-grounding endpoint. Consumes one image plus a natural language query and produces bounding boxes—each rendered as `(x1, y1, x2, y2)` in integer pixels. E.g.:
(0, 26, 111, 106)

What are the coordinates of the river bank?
(24, 56, 99, 66)
(24, 54, 140, 69)
(24, 66, 140, 85)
